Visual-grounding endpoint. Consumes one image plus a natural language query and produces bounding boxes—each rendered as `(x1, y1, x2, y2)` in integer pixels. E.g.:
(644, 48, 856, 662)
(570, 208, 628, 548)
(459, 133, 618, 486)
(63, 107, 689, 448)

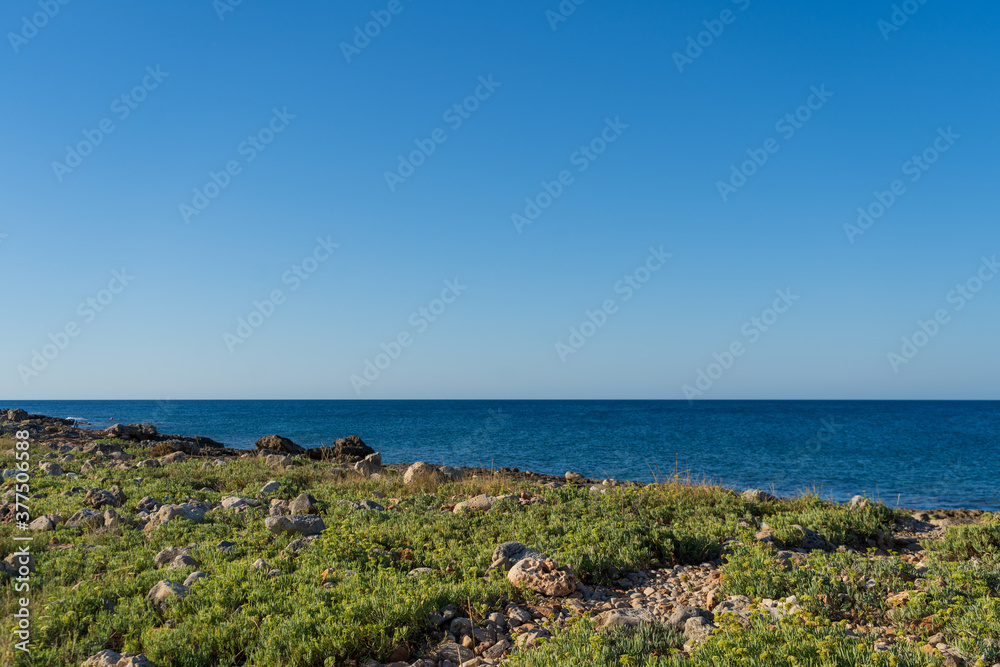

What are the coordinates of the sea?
(5, 400, 997, 510)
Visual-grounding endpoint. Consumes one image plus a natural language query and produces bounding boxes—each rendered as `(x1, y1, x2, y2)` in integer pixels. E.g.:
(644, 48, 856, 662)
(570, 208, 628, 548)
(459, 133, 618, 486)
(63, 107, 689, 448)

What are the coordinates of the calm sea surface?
(6, 400, 998, 510)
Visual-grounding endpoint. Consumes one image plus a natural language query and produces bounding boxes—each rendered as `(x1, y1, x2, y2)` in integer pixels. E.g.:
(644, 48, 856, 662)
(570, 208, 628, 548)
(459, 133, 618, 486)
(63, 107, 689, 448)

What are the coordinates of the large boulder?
(304, 435, 375, 462)
(403, 461, 443, 485)
(331, 435, 373, 461)
(265, 515, 326, 536)
(255, 435, 306, 456)
(353, 452, 381, 477)
(264, 454, 294, 468)
(506, 558, 576, 597)
(104, 423, 158, 440)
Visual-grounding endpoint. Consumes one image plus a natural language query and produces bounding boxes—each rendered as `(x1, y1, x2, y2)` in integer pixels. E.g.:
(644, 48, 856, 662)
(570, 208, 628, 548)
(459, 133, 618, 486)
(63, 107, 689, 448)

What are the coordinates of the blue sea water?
(5, 400, 998, 510)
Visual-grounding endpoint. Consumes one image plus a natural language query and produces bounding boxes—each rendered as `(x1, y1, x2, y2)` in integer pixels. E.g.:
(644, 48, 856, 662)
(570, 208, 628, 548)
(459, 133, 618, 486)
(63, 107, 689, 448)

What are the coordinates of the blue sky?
(1, 0, 997, 400)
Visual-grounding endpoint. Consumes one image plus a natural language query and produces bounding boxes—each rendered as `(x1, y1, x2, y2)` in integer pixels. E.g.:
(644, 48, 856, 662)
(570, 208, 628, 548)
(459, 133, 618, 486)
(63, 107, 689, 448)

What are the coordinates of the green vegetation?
(0, 433, 995, 666)
(504, 616, 932, 667)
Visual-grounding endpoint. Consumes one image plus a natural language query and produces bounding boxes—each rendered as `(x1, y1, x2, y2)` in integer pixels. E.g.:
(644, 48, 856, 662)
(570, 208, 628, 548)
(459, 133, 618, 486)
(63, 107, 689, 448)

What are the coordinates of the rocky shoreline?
(1, 409, 996, 667)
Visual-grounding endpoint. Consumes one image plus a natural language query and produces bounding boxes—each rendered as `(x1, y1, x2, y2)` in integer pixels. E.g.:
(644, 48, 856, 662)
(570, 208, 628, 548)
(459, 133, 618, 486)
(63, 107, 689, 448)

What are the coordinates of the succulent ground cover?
(1, 415, 997, 667)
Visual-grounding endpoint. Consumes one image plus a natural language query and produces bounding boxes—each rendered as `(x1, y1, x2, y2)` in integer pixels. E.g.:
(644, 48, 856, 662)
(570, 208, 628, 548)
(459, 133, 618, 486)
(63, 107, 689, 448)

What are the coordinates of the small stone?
(146, 580, 187, 610)
(742, 488, 777, 503)
(260, 480, 281, 494)
(489, 542, 546, 571)
(683, 616, 715, 643)
(169, 553, 198, 569)
(289, 493, 318, 515)
(183, 571, 210, 587)
(39, 461, 63, 476)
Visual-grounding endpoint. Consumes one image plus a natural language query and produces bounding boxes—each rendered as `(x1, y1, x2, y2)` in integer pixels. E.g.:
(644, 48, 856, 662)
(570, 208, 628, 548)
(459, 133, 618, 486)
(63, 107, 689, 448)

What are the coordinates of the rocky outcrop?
(255, 435, 306, 456)
(507, 558, 576, 597)
(403, 461, 442, 485)
(352, 452, 381, 476)
(302, 435, 375, 462)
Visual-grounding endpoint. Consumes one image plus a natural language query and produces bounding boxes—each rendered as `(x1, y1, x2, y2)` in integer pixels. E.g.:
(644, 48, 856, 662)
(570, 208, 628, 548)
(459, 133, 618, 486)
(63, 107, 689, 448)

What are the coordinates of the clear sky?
(1, 0, 997, 400)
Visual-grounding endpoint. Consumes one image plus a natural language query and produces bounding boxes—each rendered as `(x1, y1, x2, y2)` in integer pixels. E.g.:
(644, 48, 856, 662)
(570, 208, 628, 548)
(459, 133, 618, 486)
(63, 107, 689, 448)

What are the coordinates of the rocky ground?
(1, 409, 996, 667)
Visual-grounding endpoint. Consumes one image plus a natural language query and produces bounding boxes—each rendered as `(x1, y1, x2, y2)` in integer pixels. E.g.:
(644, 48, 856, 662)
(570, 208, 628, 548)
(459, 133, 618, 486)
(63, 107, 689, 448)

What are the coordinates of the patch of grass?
(923, 513, 1000, 561)
(504, 615, 935, 667)
(0, 437, 943, 667)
